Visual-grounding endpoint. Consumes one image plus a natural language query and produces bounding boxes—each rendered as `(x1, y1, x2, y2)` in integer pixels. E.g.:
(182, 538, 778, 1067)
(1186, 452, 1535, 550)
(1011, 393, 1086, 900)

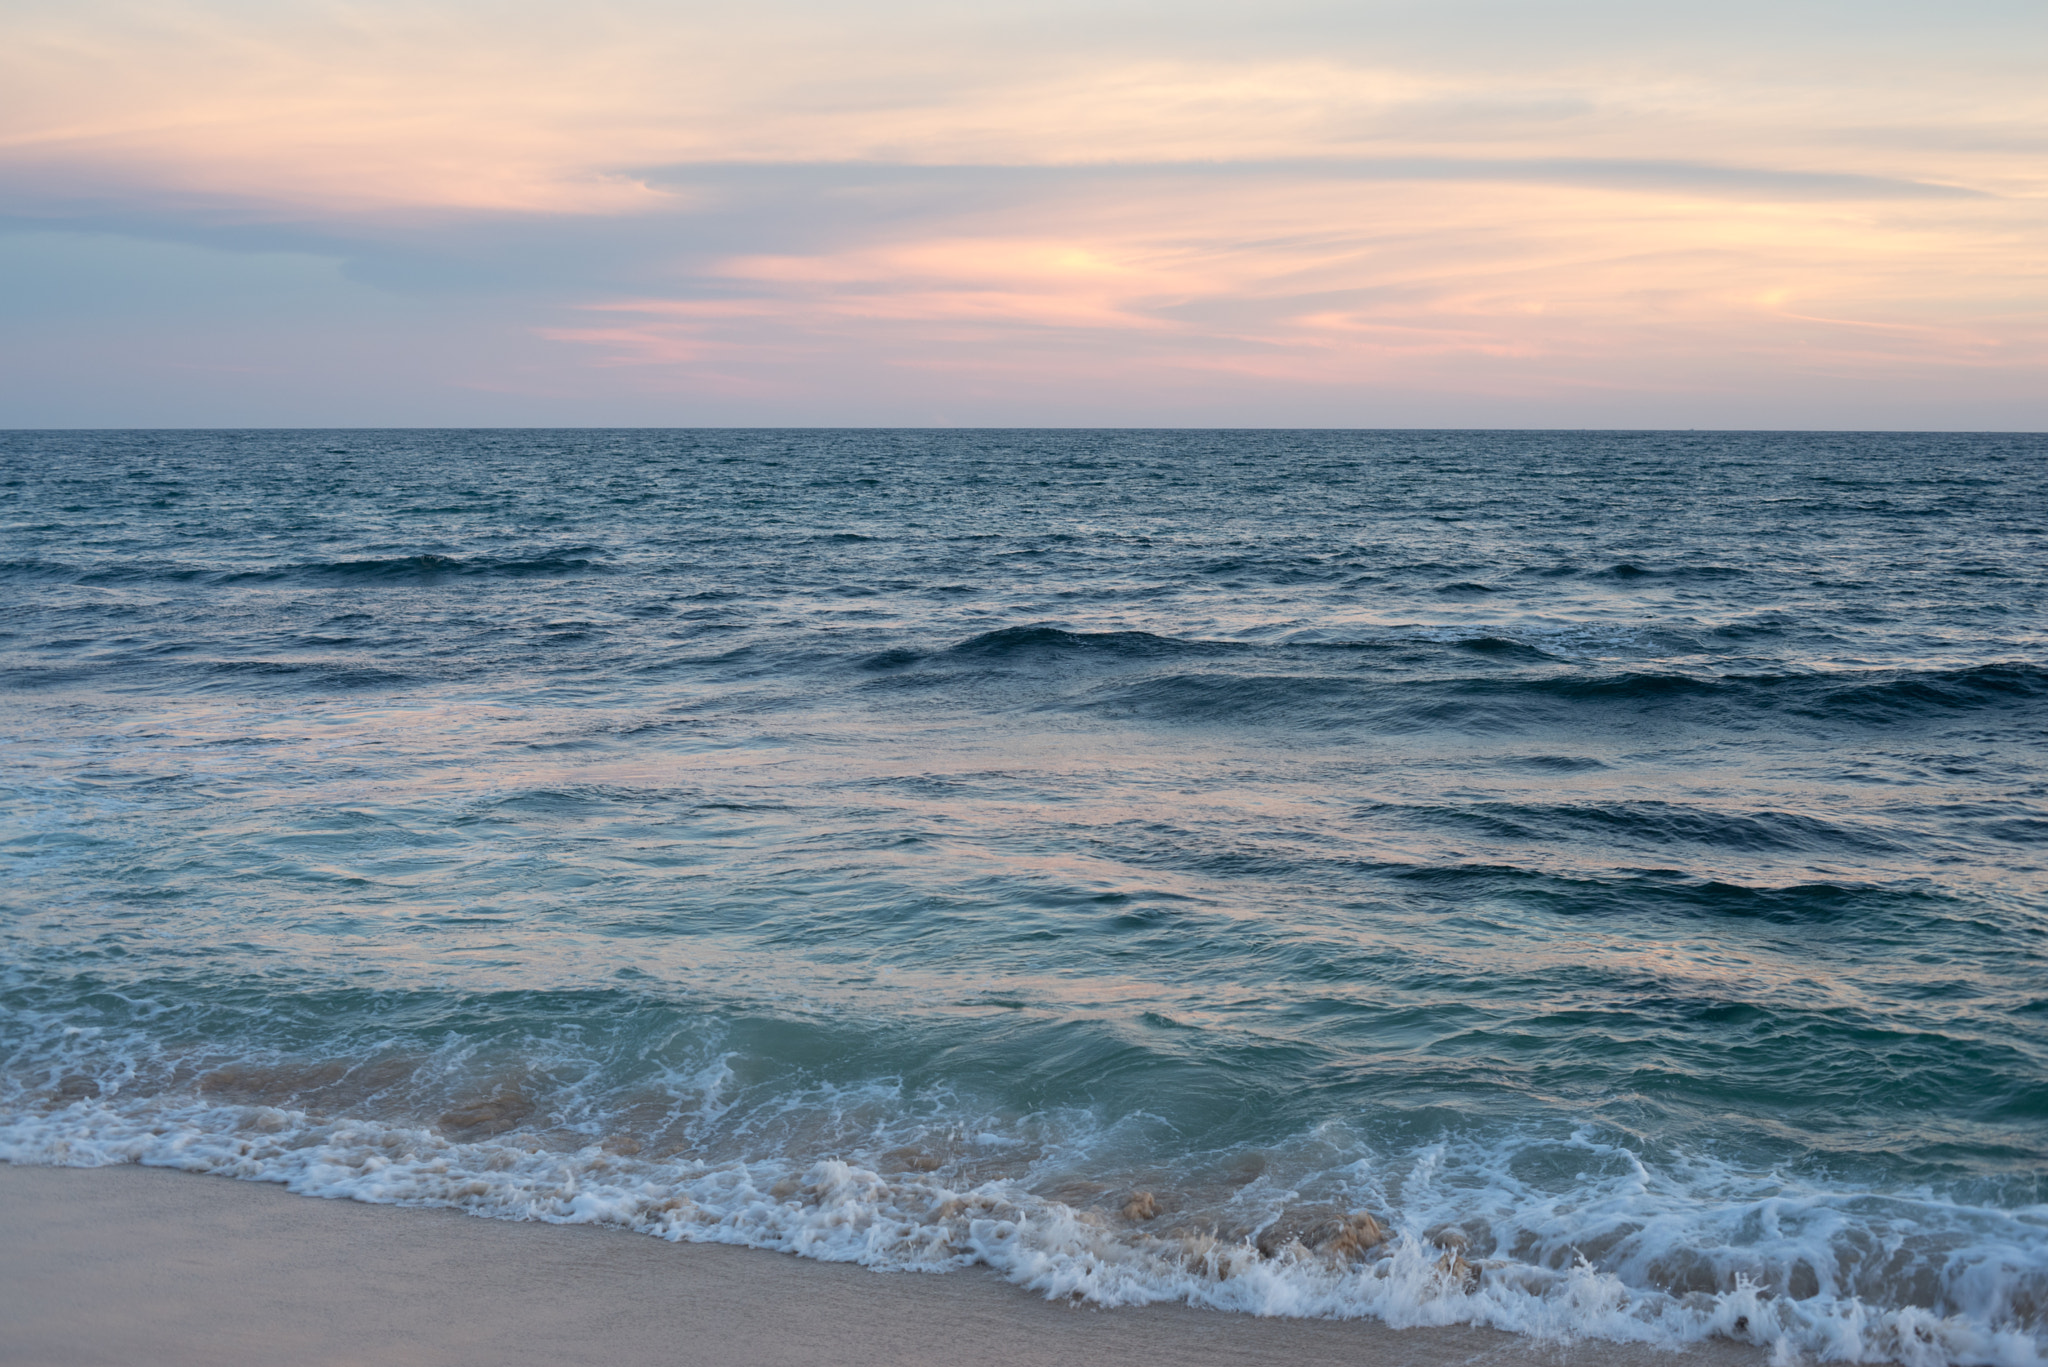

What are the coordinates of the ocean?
(2, 429, 2043, 1364)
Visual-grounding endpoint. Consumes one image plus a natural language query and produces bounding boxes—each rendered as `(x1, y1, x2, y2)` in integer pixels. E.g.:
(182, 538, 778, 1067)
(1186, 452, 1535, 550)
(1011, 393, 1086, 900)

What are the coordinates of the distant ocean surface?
(3, 430, 2045, 1364)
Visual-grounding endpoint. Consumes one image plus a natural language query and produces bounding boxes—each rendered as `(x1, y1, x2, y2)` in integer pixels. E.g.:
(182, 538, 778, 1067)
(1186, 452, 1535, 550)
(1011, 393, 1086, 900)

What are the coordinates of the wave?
(3, 1092, 2040, 1367)
(294, 550, 611, 580)
(1596, 563, 1751, 581)
(1798, 664, 2048, 721)
(1071, 667, 1735, 730)
(1064, 660, 2048, 733)
(1504, 671, 1732, 701)
(1462, 661, 2048, 725)
(905, 623, 2044, 730)
(0, 658, 416, 694)
(2, 964, 2038, 1367)
(0, 558, 73, 579)
(1380, 864, 1911, 921)
(0, 550, 611, 585)
(1452, 637, 1562, 661)
(0, 665, 101, 691)
(193, 659, 414, 690)
(1083, 672, 1372, 726)
(946, 625, 1239, 661)
(1361, 799, 1905, 856)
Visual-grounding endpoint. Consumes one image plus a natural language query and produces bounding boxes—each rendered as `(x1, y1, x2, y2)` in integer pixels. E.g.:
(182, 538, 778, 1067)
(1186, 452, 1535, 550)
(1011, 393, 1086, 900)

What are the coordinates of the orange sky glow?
(3, 0, 2043, 425)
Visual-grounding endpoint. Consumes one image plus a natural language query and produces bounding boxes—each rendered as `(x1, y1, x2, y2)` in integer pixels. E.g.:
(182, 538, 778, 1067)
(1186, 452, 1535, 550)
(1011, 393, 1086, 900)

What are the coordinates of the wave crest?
(4, 1095, 2041, 1367)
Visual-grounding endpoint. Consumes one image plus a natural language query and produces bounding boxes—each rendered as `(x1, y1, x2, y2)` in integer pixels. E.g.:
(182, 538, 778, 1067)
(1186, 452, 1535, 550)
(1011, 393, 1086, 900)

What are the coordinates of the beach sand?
(1, 1162, 1763, 1367)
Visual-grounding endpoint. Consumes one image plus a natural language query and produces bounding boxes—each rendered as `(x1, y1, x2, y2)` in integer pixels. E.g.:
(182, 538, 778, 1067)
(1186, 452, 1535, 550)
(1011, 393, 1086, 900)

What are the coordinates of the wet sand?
(0, 1162, 1761, 1367)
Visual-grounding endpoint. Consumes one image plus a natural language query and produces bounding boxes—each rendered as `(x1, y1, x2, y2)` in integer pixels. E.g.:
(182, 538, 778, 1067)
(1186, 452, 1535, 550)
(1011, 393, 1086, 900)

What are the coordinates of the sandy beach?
(0, 1162, 1766, 1367)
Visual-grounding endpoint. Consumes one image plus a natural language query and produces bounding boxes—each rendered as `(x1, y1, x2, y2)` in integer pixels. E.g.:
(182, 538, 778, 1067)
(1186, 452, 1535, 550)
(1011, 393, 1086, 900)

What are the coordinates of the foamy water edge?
(5, 1098, 2040, 1367)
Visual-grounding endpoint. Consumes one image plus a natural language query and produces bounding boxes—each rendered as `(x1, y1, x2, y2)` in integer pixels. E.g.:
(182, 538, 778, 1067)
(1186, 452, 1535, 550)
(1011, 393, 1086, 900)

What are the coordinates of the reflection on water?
(2, 429, 2045, 1364)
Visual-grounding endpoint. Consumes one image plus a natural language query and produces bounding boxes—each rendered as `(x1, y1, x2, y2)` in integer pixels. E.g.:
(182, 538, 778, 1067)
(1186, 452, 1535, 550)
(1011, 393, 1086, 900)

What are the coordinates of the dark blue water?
(3, 430, 2044, 1363)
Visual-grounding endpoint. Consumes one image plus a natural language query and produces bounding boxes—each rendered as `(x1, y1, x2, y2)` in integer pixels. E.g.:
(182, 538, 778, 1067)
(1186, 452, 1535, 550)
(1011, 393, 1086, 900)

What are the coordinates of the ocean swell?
(5, 429, 2045, 1367)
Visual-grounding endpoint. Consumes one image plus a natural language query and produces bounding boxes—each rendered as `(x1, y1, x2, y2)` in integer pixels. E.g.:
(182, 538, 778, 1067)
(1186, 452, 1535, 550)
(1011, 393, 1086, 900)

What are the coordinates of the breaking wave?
(4, 1088, 2041, 1367)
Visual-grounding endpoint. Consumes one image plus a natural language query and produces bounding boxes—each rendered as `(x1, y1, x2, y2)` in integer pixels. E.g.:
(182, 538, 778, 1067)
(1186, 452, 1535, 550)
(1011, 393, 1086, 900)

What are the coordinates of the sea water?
(1, 430, 2043, 1364)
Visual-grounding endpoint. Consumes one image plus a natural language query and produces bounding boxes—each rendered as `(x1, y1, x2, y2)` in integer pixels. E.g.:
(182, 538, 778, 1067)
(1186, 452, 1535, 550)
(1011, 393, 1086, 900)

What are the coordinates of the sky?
(2, 0, 2044, 428)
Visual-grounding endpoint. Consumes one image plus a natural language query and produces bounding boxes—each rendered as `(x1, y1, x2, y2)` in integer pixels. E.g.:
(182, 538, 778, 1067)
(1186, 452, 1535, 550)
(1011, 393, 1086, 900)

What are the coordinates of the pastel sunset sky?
(4, 0, 2043, 427)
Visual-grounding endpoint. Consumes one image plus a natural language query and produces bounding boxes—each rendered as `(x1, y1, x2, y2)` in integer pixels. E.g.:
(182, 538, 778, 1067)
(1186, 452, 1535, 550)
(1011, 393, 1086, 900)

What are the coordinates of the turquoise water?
(2, 430, 2044, 1362)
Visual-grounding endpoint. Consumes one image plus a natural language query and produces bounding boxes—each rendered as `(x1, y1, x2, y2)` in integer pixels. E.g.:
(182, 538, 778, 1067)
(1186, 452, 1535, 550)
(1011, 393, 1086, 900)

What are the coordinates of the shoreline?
(0, 1161, 1765, 1367)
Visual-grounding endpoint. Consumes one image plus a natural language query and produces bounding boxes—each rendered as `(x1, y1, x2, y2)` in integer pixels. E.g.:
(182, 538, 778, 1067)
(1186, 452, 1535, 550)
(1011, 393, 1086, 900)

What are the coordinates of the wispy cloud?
(640, 158, 1992, 202)
(2, 0, 2043, 424)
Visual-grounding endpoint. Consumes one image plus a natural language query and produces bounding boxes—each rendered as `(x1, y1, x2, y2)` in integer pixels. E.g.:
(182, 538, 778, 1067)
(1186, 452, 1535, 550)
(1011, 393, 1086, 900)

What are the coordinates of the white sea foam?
(4, 1093, 2041, 1367)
